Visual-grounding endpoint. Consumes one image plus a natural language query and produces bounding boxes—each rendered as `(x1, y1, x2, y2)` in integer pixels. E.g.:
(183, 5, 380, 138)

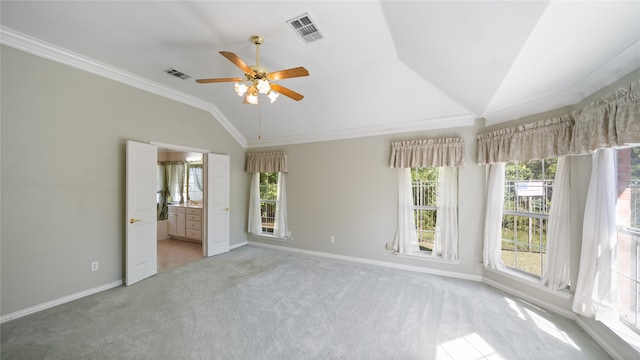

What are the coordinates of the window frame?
(615, 146, 640, 333)
(501, 159, 556, 279)
(258, 171, 280, 235)
(411, 167, 439, 253)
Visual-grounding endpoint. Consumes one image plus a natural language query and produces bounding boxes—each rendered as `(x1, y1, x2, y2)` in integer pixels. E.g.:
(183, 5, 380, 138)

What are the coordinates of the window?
(411, 168, 439, 251)
(502, 159, 556, 277)
(616, 146, 640, 331)
(259, 172, 279, 234)
(246, 151, 288, 239)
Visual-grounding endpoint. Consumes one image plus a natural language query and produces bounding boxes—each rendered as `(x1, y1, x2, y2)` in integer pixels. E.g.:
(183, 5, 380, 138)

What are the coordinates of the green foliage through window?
(502, 158, 556, 277)
(412, 168, 439, 251)
(259, 172, 278, 233)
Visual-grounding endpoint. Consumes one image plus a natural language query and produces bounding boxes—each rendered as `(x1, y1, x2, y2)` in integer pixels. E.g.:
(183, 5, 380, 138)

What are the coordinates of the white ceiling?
(1, 1, 639, 148)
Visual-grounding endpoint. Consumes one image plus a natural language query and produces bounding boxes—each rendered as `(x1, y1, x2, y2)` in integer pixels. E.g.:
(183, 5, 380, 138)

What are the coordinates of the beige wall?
(0, 45, 248, 315)
(248, 121, 486, 278)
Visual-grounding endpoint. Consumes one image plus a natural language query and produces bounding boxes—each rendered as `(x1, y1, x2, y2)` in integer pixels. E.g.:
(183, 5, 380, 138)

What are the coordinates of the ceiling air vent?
(287, 12, 325, 44)
(164, 67, 191, 80)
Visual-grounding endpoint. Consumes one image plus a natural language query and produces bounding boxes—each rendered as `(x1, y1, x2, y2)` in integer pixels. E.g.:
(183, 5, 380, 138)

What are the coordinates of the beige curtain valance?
(390, 137, 465, 168)
(570, 78, 640, 154)
(246, 151, 287, 173)
(477, 115, 573, 165)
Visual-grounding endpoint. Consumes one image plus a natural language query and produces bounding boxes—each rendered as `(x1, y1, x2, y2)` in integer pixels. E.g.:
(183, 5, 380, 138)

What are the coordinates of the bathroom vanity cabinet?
(168, 205, 202, 243)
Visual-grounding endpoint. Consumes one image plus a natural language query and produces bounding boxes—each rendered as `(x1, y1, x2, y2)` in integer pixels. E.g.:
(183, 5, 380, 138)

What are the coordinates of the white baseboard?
(574, 317, 626, 360)
(482, 277, 575, 319)
(247, 241, 482, 282)
(1, 279, 123, 324)
(2, 241, 247, 324)
(230, 241, 247, 250)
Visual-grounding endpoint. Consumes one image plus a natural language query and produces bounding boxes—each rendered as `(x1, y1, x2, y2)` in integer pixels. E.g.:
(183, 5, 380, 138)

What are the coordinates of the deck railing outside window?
(501, 179, 554, 277)
(260, 181, 278, 233)
(412, 180, 438, 251)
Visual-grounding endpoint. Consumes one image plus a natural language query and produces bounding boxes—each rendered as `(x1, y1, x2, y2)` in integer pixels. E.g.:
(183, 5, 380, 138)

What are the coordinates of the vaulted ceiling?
(2, 1, 639, 148)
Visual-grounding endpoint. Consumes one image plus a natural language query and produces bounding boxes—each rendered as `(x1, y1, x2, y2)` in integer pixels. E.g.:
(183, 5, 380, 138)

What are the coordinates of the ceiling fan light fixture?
(268, 91, 279, 103)
(257, 79, 271, 94)
(245, 86, 259, 105)
(246, 93, 259, 105)
(234, 82, 248, 97)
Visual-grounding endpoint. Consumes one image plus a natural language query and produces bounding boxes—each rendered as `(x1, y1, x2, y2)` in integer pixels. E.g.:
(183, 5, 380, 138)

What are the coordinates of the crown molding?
(0, 26, 248, 148)
(247, 114, 476, 148)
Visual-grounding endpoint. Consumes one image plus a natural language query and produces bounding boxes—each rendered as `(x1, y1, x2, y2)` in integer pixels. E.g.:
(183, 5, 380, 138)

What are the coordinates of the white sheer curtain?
(247, 173, 262, 235)
(393, 168, 420, 254)
(434, 167, 458, 260)
(572, 149, 619, 322)
(273, 173, 288, 238)
(483, 163, 506, 270)
(541, 156, 571, 290)
(166, 161, 186, 204)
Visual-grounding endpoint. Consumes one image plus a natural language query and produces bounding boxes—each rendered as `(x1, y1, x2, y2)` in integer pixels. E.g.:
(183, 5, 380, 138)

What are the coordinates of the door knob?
(129, 218, 142, 224)
(225, 207, 230, 212)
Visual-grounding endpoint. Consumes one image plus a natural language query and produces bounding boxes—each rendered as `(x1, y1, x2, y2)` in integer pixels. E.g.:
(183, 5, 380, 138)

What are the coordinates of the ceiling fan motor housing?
(250, 35, 264, 45)
(247, 65, 269, 81)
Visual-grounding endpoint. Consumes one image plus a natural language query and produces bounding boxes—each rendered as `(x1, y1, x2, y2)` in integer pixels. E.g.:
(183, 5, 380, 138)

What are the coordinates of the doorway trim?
(150, 141, 209, 154)
(152, 141, 209, 259)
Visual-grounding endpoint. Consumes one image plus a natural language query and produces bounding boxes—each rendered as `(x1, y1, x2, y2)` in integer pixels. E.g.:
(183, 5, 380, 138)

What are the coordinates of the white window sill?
(601, 318, 640, 355)
(484, 266, 572, 300)
(249, 233, 286, 242)
(395, 251, 461, 265)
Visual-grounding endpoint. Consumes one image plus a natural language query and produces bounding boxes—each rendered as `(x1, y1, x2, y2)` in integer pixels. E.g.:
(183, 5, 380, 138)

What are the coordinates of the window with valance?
(246, 152, 288, 238)
(477, 78, 640, 333)
(390, 137, 464, 261)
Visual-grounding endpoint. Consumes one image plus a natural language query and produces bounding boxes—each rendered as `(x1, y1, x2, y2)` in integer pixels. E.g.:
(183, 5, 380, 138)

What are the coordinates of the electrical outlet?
(330, 235, 335, 243)
(91, 261, 99, 272)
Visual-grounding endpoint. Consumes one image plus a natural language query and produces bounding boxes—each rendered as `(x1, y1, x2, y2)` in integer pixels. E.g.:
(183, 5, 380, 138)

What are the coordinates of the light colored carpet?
(1, 245, 610, 359)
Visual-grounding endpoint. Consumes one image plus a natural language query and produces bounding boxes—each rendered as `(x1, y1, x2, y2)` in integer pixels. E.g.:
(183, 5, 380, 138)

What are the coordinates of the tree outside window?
(259, 172, 279, 233)
(411, 168, 439, 251)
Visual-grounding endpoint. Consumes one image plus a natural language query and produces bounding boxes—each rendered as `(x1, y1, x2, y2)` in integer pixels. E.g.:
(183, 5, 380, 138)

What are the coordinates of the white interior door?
(205, 153, 230, 257)
(126, 141, 157, 286)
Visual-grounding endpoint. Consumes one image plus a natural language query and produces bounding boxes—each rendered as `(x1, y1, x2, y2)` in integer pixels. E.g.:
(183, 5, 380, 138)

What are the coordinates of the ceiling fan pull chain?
(258, 104, 262, 140)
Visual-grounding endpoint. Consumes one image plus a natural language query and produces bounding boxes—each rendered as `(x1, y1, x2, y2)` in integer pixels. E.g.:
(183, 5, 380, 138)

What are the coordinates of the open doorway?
(126, 140, 229, 285)
(156, 148, 204, 271)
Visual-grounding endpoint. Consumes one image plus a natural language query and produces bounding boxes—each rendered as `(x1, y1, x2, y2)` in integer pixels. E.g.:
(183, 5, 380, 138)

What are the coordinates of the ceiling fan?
(196, 35, 309, 105)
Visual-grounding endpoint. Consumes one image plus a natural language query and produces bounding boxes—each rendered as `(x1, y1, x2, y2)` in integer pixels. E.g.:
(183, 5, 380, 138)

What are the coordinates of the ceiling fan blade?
(270, 83, 304, 101)
(195, 77, 244, 84)
(219, 51, 255, 75)
(268, 67, 309, 81)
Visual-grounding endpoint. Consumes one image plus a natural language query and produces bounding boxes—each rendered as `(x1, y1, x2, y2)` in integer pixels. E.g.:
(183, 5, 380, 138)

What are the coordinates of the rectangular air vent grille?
(164, 67, 191, 80)
(287, 12, 324, 44)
